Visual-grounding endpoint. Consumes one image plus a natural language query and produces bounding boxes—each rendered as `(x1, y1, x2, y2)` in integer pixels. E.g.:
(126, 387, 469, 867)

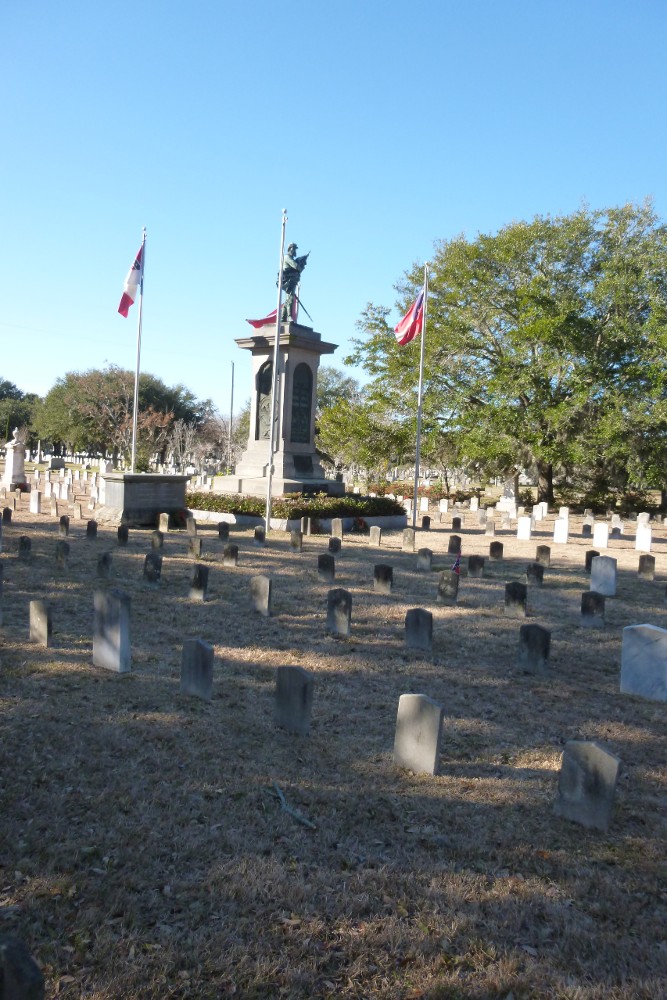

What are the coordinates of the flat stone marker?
(117, 524, 129, 547)
(373, 563, 393, 594)
(525, 562, 544, 586)
(2, 507, 12, 524)
(554, 740, 621, 831)
(300, 516, 312, 535)
(517, 515, 532, 540)
(290, 530, 303, 552)
(275, 665, 313, 735)
(535, 544, 551, 568)
(93, 589, 131, 673)
(17, 536, 31, 560)
(159, 512, 170, 532)
(592, 523, 609, 549)
(369, 525, 382, 546)
(393, 693, 444, 776)
(188, 537, 203, 559)
(186, 516, 197, 536)
(189, 564, 209, 601)
(516, 623, 551, 674)
(439, 498, 449, 512)
(29, 491, 41, 514)
(223, 543, 239, 567)
(468, 554, 485, 578)
(505, 581, 527, 617)
(416, 547, 432, 571)
(254, 526, 266, 547)
(402, 528, 415, 552)
(585, 549, 600, 573)
(250, 574, 271, 616)
(489, 540, 503, 561)
(420, 496, 430, 512)
(553, 518, 569, 544)
(621, 624, 667, 702)
(421, 515, 431, 530)
(97, 552, 112, 578)
(0, 932, 45, 1000)
(218, 521, 230, 541)
(143, 552, 162, 586)
(327, 587, 352, 636)
(437, 570, 459, 604)
(448, 534, 461, 555)
(150, 529, 164, 550)
(581, 591, 605, 628)
(86, 519, 98, 540)
(318, 553, 335, 582)
(638, 553, 655, 581)
(635, 524, 652, 552)
(331, 517, 343, 539)
(55, 540, 70, 569)
(405, 608, 433, 652)
(328, 536, 341, 554)
(30, 600, 52, 647)
(451, 516, 462, 531)
(582, 523, 592, 538)
(590, 555, 616, 597)
(485, 520, 496, 537)
(180, 638, 214, 701)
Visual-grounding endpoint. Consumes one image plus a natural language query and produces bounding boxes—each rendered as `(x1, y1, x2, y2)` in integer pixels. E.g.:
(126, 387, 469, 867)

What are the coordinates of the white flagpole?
(412, 263, 429, 528)
(264, 210, 288, 532)
(130, 227, 147, 474)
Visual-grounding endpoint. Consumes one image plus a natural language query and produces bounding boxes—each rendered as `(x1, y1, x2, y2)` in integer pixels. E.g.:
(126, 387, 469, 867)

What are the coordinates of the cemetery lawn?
(0, 508, 665, 999)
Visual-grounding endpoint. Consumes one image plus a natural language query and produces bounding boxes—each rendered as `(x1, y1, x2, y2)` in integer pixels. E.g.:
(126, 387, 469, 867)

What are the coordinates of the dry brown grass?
(0, 504, 666, 999)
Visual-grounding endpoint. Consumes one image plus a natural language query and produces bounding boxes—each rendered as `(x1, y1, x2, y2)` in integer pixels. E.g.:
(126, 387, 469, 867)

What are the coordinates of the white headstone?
(592, 523, 609, 549)
(470, 496, 479, 512)
(590, 555, 617, 597)
(553, 518, 569, 544)
(439, 498, 449, 513)
(637, 512, 650, 526)
(393, 693, 444, 775)
(621, 624, 667, 702)
(419, 496, 429, 512)
(635, 525, 652, 552)
(517, 515, 532, 541)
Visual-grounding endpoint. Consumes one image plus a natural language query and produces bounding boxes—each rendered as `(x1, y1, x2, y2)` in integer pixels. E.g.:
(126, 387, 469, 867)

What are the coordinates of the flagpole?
(264, 209, 288, 533)
(412, 263, 429, 528)
(228, 361, 235, 472)
(130, 227, 147, 474)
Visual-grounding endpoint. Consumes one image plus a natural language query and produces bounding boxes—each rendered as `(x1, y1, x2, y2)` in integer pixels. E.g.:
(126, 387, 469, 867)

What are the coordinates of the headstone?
(554, 740, 621, 831)
(223, 543, 239, 567)
(582, 523, 592, 538)
(592, 523, 609, 549)
(159, 512, 170, 532)
(590, 556, 616, 597)
(447, 534, 461, 555)
(373, 563, 393, 594)
(405, 608, 433, 652)
(369, 525, 382, 546)
(489, 541, 504, 561)
(468, 555, 485, 578)
(72, 502, 83, 520)
(517, 515, 532, 541)
(402, 528, 415, 552)
(620, 624, 667, 702)
(505, 581, 527, 617)
(290, 530, 303, 552)
(328, 536, 341, 554)
(421, 515, 431, 530)
(55, 540, 70, 568)
(393, 693, 444, 775)
(117, 524, 129, 546)
(525, 562, 544, 586)
(637, 511, 650, 525)
(485, 519, 496, 537)
(144, 552, 162, 586)
(275, 665, 313, 735)
(189, 564, 209, 601)
(553, 518, 569, 544)
(470, 496, 479, 512)
(97, 552, 112, 578)
(318, 553, 335, 582)
(93, 589, 131, 673)
(635, 524, 652, 552)
(451, 516, 462, 531)
(29, 491, 41, 514)
(331, 517, 343, 539)
(250, 574, 271, 616)
(254, 525, 265, 547)
(0, 932, 45, 999)
(533, 544, 550, 568)
(416, 547, 432, 571)
(420, 496, 429, 512)
(437, 570, 459, 604)
(151, 529, 164, 549)
(300, 516, 312, 536)
(638, 553, 655, 581)
(17, 536, 31, 560)
(185, 516, 197, 536)
(581, 591, 605, 627)
(516, 623, 551, 674)
(585, 549, 600, 573)
(327, 587, 352, 636)
(180, 638, 214, 701)
(30, 600, 52, 647)
(59, 514, 69, 536)
(217, 521, 230, 541)
(439, 498, 449, 513)
(2, 507, 12, 524)
(188, 537, 203, 559)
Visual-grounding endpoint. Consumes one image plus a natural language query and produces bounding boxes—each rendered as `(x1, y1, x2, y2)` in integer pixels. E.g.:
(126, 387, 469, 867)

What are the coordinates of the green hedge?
(187, 491, 406, 519)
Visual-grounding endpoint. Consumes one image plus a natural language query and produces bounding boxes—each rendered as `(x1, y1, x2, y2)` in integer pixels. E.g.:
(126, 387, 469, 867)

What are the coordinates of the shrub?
(186, 491, 405, 520)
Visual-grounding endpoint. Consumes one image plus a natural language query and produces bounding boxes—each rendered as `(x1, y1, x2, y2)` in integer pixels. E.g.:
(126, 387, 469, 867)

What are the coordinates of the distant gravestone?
(420, 496, 430, 512)
(554, 740, 621, 831)
(468, 555, 485, 578)
(327, 587, 352, 636)
(405, 608, 433, 652)
(489, 541, 504, 561)
(86, 519, 98, 540)
(189, 564, 209, 601)
(151, 529, 164, 549)
(553, 518, 569, 544)
(485, 519, 496, 537)
(328, 536, 341, 554)
(516, 623, 550, 674)
(218, 521, 230, 541)
(188, 537, 203, 559)
(638, 553, 655, 581)
(451, 516, 462, 531)
(93, 589, 131, 673)
(593, 523, 609, 549)
(97, 552, 112, 579)
(223, 543, 239, 567)
(437, 570, 459, 605)
(581, 591, 605, 628)
(290, 529, 303, 552)
(2, 507, 12, 524)
(29, 491, 41, 515)
(318, 553, 335, 582)
(621, 624, 667, 702)
(585, 549, 600, 573)
(0, 932, 45, 999)
(250, 575, 271, 616)
(517, 515, 532, 541)
(402, 528, 415, 552)
(55, 540, 70, 569)
(59, 514, 70, 537)
(185, 516, 197, 536)
(72, 502, 83, 520)
(369, 525, 382, 546)
(447, 534, 461, 555)
(331, 517, 343, 540)
(143, 552, 162, 587)
(505, 581, 527, 617)
(416, 547, 432, 572)
(29, 600, 52, 647)
(275, 665, 313, 735)
(117, 524, 129, 547)
(373, 564, 393, 594)
(525, 562, 544, 587)
(254, 526, 266, 547)
(180, 638, 214, 701)
(581, 523, 592, 538)
(590, 556, 616, 597)
(635, 524, 652, 552)
(17, 536, 31, 560)
(300, 516, 311, 536)
(421, 515, 431, 530)
(439, 498, 449, 513)
(535, 544, 551, 567)
(159, 512, 170, 532)
(393, 693, 444, 775)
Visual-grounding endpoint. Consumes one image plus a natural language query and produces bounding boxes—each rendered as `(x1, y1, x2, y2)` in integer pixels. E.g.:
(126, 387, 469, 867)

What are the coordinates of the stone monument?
(1, 428, 28, 490)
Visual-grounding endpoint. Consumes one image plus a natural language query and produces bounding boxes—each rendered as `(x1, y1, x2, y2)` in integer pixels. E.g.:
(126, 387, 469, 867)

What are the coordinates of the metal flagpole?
(130, 227, 147, 473)
(412, 263, 429, 529)
(264, 209, 288, 533)
(228, 361, 235, 472)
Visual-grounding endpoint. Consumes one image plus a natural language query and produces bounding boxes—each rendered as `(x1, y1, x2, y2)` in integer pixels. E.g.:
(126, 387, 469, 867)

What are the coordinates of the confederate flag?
(118, 243, 144, 317)
(246, 309, 278, 329)
(394, 288, 424, 346)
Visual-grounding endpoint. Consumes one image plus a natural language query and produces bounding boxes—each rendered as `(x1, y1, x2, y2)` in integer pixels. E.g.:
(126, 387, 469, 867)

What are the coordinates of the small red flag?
(394, 288, 424, 346)
(246, 309, 278, 329)
(118, 244, 144, 317)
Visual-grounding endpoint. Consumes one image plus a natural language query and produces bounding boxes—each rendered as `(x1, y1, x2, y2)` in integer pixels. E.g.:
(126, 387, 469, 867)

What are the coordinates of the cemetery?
(0, 491, 665, 998)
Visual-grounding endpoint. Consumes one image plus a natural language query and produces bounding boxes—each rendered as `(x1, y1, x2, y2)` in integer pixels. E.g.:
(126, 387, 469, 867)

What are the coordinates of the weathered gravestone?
(590, 555, 616, 597)
(517, 515, 532, 541)
(250, 575, 271, 616)
(117, 524, 129, 547)
(223, 543, 239, 567)
(437, 571, 459, 605)
(448, 534, 461, 555)
(217, 521, 230, 541)
(554, 740, 621, 831)
(275, 665, 313, 735)
(635, 524, 652, 553)
(451, 516, 462, 531)
(328, 536, 341, 554)
(86, 519, 98, 540)
(17, 536, 30, 561)
(373, 564, 393, 594)
(421, 515, 431, 530)
(585, 549, 600, 573)
(180, 638, 214, 701)
(58, 514, 70, 537)
(29, 600, 52, 647)
(55, 540, 70, 569)
(29, 491, 41, 515)
(592, 523, 609, 549)
(93, 589, 131, 673)
(581, 591, 605, 628)
(159, 511, 170, 532)
(638, 553, 655, 581)
(485, 519, 496, 537)
(535, 544, 551, 568)
(489, 540, 503, 561)
(149, 529, 163, 550)
(468, 555, 484, 578)
(300, 516, 312, 536)
(393, 693, 444, 776)
(516, 623, 550, 674)
(327, 588, 352, 636)
(405, 608, 433, 652)
(318, 553, 335, 582)
(582, 523, 592, 538)
(188, 537, 203, 559)
(0, 932, 45, 999)
(2, 507, 12, 524)
(620, 624, 667, 702)
(189, 564, 209, 601)
(331, 517, 343, 540)
(369, 525, 382, 546)
(254, 526, 266, 547)
(505, 581, 527, 617)
(525, 562, 544, 587)
(186, 516, 197, 536)
(553, 518, 569, 544)
(416, 548, 432, 572)
(97, 552, 112, 579)
(143, 552, 162, 587)
(402, 528, 415, 552)
(290, 530, 303, 552)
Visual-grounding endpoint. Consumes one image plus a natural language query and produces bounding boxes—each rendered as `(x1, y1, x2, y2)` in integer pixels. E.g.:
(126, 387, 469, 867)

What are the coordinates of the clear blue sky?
(2, 1, 665, 415)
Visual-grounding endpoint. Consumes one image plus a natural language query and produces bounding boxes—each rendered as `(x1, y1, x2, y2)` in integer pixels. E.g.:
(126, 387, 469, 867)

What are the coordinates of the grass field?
(0, 505, 665, 998)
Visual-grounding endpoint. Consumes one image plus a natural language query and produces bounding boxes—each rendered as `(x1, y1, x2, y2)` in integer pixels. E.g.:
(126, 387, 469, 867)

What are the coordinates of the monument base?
(213, 474, 345, 498)
(99, 473, 190, 527)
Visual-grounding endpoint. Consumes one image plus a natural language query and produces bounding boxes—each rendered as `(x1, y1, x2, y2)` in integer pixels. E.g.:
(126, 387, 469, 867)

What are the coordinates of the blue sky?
(2, 1, 665, 415)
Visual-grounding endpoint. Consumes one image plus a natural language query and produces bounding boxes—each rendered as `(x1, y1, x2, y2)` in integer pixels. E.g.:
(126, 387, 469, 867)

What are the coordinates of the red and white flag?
(246, 308, 278, 329)
(394, 288, 425, 346)
(118, 243, 144, 317)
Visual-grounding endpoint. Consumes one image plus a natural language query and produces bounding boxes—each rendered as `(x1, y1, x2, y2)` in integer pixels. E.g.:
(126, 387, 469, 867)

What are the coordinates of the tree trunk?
(536, 461, 554, 504)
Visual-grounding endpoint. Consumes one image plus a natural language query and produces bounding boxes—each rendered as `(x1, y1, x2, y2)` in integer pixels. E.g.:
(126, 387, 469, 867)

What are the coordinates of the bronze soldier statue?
(280, 242, 309, 321)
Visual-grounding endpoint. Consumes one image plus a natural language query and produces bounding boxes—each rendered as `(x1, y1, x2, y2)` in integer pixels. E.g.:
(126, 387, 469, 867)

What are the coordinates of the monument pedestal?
(2, 439, 28, 491)
(95, 473, 190, 527)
